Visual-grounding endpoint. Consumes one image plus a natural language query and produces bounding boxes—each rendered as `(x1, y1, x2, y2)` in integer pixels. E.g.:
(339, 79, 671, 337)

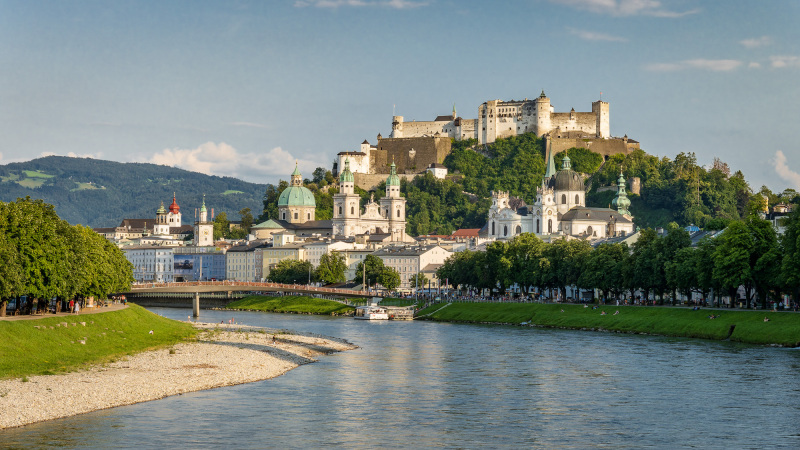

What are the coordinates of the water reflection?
(2, 308, 800, 449)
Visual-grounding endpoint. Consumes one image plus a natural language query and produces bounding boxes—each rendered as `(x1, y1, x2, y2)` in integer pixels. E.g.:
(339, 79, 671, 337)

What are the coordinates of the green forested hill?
(0, 156, 267, 228)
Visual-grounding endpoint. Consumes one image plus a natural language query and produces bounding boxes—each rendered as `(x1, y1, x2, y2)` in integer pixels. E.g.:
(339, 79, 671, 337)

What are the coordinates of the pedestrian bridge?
(119, 281, 376, 318)
(122, 280, 375, 297)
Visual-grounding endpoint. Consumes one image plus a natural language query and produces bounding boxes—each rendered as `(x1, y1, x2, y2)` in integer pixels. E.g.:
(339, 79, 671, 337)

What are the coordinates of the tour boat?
(354, 305, 389, 320)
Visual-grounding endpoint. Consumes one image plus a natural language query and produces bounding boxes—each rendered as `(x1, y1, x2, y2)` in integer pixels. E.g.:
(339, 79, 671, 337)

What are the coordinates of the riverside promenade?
(0, 304, 129, 321)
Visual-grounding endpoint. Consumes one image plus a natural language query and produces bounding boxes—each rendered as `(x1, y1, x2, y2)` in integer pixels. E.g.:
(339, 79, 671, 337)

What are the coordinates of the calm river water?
(3, 308, 800, 449)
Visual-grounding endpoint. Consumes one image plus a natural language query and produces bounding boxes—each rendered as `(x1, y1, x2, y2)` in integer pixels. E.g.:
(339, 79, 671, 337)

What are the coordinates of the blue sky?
(2, 0, 799, 193)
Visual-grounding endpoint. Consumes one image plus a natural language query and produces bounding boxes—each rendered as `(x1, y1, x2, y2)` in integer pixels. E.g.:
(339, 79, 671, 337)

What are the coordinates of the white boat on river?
(354, 305, 389, 320)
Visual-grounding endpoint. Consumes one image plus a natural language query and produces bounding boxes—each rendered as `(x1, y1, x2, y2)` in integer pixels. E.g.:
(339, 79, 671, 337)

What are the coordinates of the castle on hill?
(336, 91, 639, 189)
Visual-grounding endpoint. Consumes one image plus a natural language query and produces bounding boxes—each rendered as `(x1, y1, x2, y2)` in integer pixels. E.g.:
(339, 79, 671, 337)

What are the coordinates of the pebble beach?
(0, 323, 356, 429)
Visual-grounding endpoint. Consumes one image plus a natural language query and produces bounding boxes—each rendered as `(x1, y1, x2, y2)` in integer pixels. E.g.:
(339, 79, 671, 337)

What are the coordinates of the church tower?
(612, 172, 632, 219)
(167, 193, 182, 226)
(380, 161, 407, 241)
(332, 159, 361, 236)
(194, 195, 214, 246)
(154, 202, 171, 236)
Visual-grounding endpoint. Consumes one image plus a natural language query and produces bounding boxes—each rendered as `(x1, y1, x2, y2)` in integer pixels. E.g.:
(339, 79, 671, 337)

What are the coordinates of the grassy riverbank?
(0, 305, 197, 379)
(226, 295, 355, 315)
(417, 302, 800, 346)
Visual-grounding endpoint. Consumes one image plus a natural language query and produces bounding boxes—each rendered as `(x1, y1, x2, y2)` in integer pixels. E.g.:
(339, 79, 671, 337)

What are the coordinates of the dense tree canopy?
(0, 197, 134, 316)
(437, 212, 798, 306)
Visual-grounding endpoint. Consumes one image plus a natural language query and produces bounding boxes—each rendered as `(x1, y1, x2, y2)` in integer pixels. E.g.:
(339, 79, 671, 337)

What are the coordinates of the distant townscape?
(76, 90, 795, 302)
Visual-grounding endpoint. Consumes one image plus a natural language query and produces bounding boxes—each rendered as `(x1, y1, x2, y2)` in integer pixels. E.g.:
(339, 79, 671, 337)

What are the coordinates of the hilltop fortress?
(336, 91, 639, 189)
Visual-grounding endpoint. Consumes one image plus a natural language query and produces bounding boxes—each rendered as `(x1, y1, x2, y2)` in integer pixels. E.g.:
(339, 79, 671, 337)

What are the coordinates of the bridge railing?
(128, 281, 378, 297)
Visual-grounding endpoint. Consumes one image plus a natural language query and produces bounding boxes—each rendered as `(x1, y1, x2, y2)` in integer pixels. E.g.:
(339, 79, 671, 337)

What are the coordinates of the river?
(2, 308, 799, 449)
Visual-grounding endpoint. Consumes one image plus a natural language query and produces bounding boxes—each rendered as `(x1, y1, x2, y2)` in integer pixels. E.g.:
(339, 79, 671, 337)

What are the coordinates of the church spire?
(544, 146, 556, 179)
(612, 171, 632, 217)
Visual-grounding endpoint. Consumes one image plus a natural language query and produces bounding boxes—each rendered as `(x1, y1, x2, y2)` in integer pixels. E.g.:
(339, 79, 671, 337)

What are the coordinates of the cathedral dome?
(553, 170, 584, 192)
(553, 157, 584, 192)
(278, 185, 316, 207)
(386, 161, 400, 186)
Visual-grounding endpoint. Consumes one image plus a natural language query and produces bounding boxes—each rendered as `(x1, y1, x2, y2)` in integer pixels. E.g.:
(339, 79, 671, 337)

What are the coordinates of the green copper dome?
(340, 159, 354, 183)
(278, 185, 316, 207)
(156, 202, 166, 215)
(386, 161, 400, 186)
(200, 195, 207, 213)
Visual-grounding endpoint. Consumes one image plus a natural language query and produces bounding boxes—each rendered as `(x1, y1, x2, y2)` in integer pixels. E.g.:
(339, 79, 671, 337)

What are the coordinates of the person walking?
(69, 299, 74, 314)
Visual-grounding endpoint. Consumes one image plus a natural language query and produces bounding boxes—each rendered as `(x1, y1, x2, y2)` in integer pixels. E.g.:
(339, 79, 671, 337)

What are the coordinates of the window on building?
(307, 213, 311, 220)
(491, 222, 495, 235)
(548, 219, 553, 233)
(338, 206, 342, 215)
(396, 209, 400, 218)
(282, 212, 286, 220)
(294, 212, 298, 220)
(536, 219, 540, 233)
(504, 225, 508, 236)
(575, 194, 579, 204)
(561, 194, 566, 204)
(516, 225, 521, 235)
(351, 206, 354, 215)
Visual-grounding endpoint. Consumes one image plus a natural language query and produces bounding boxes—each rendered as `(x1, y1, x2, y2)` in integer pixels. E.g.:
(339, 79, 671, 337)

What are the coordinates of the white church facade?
(487, 151, 634, 241)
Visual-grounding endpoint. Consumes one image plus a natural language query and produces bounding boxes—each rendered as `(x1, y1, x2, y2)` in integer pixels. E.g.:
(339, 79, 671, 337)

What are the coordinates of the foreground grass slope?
(226, 295, 355, 315)
(417, 303, 800, 346)
(0, 304, 197, 379)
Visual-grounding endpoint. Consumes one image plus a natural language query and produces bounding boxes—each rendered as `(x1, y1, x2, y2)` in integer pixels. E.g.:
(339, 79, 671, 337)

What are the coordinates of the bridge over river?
(119, 281, 376, 318)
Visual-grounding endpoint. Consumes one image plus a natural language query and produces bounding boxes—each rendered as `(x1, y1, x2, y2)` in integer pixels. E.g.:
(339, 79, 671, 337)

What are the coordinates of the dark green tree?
(315, 251, 347, 284)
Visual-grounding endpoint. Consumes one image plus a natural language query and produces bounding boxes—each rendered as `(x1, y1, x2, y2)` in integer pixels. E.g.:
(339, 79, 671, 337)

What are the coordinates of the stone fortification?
(546, 134, 640, 160)
(353, 173, 416, 191)
(373, 136, 450, 175)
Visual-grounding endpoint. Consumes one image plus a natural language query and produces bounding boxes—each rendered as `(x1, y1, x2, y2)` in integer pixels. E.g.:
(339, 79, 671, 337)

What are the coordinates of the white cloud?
(146, 142, 323, 183)
(740, 36, 772, 49)
(770, 55, 800, 68)
(550, 0, 699, 17)
(645, 59, 742, 72)
(774, 151, 800, 191)
(294, 0, 427, 8)
(568, 27, 627, 42)
(748, 62, 761, 69)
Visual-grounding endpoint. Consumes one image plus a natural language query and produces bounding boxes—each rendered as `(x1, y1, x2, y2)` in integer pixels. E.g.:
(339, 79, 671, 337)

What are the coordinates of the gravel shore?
(0, 323, 356, 429)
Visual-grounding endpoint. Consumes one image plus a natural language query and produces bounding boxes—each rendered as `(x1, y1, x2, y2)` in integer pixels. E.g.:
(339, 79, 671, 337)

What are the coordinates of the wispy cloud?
(146, 142, 322, 183)
(740, 36, 772, 49)
(774, 151, 800, 190)
(770, 55, 800, 68)
(748, 62, 761, 69)
(294, 0, 427, 8)
(550, 0, 699, 17)
(230, 122, 271, 129)
(645, 59, 742, 72)
(568, 27, 627, 42)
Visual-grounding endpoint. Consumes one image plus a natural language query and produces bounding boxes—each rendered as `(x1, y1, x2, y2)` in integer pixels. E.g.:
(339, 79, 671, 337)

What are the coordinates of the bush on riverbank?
(0, 304, 197, 379)
(416, 303, 800, 346)
(226, 295, 354, 315)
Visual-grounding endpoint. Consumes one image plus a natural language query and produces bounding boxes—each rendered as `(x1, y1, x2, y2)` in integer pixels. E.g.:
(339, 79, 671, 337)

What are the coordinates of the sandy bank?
(0, 323, 356, 429)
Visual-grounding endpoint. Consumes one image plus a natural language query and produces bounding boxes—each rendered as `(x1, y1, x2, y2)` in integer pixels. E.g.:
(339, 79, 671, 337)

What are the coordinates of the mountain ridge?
(0, 156, 268, 228)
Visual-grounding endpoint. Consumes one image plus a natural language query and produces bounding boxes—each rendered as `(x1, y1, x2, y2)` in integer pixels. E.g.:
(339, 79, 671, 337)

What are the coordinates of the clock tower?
(194, 195, 214, 246)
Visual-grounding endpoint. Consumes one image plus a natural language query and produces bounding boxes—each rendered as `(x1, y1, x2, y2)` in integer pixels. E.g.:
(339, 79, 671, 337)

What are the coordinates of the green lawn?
(16, 178, 47, 189)
(416, 303, 800, 346)
(23, 170, 54, 179)
(0, 304, 197, 379)
(71, 182, 105, 191)
(226, 295, 355, 315)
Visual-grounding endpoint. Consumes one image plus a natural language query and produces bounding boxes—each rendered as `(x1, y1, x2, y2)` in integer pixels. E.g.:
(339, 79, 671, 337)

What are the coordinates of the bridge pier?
(193, 292, 200, 318)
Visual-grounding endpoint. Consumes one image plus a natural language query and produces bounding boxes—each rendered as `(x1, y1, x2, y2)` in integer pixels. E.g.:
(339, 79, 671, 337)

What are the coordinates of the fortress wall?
(354, 173, 416, 191)
(398, 121, 449, 137)
(550, 112, 598, 135)
(550, 137, 638, 159)
(375, 136, 450, 174)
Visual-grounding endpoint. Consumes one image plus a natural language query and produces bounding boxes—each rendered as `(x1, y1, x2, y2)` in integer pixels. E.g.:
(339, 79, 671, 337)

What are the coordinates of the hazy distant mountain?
(0, 156, 268, 228)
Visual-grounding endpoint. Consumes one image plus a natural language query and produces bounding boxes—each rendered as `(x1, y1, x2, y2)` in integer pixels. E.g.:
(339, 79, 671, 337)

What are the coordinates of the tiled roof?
(560, 207, 632, 224)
